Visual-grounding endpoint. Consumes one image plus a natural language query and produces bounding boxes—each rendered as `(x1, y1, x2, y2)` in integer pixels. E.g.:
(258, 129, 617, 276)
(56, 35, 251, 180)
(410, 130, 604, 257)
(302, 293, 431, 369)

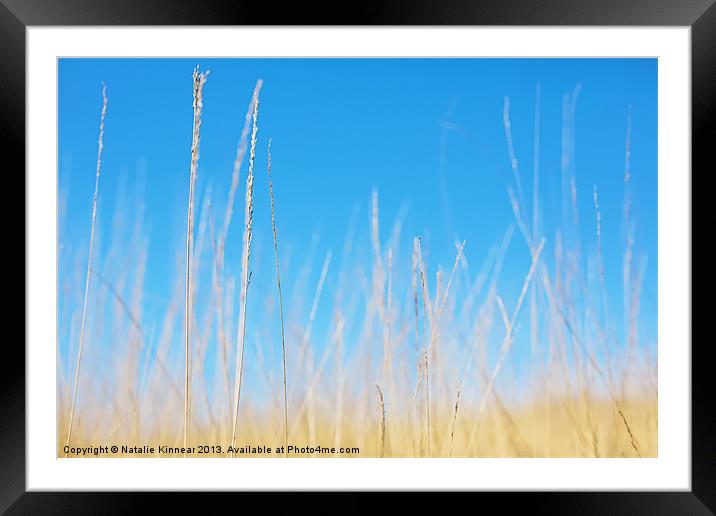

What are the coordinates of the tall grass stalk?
(230, 93, 259, 456)
(267, 138, 289, 457)
(376, 384, 386, 457)
(530, 83, 542, 455)
(216, 80, 263, 415)
(64, 82, 107, 457)
(448, 382, 462, 457)
(416, 237, 431, 457)
(184, 68, 207, 454)
(286, 251, 333, 441)
(333, 310, 345, 456)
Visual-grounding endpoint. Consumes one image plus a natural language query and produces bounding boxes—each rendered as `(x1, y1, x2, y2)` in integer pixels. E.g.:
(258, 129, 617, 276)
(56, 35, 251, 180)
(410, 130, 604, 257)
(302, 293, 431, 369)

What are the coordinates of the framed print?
(5, 0, 713, 511)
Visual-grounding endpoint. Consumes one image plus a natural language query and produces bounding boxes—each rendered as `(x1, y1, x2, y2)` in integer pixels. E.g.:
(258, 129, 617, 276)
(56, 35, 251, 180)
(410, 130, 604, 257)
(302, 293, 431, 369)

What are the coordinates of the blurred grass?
(57, 74, 657, 459)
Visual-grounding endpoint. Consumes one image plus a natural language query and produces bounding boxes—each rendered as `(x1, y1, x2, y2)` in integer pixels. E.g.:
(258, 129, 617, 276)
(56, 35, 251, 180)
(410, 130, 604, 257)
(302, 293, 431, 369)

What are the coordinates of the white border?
(27, 27, 691, 490)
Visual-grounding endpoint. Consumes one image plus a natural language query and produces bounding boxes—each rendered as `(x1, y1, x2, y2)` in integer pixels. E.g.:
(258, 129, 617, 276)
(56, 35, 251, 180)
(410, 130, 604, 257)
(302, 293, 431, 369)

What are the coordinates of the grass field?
(58, 67, 657, 458)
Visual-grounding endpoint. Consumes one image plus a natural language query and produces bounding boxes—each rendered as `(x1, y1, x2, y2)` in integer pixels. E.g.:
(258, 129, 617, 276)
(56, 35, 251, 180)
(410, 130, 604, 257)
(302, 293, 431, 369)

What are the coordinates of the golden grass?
(230, 89, 260, 456)
(267, 138, 289, 457)
(184, 67, 208, 454)
(57, 397, 656, 457)
(58, 71, 657, 459)
(64, 82, 107, 457)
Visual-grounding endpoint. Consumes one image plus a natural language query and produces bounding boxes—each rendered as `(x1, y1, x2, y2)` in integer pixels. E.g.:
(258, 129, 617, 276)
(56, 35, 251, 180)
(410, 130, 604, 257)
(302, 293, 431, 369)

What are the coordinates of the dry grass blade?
(214, 80, 263, 419)
(382, 249, 393, 384)
(376, 385, 385, 457)
(416, 237, 431, 457)
(503, 96, 526, 216)
(593, 185, 616, 390)
(467, 238, 545, 446)
(221, 80, 263, 249)
(371, 189, 383, 274)
(230, 90, 259, 456)
(64, 82, 107, 457)
(292, 250, 333, 377)
(267, 138, 289, 457)
(437, 240, 466, 321)
(184, 67, 208, 455)
(412, 238, 420, 354)
(554, 304, 642, 457)
(530, 83, 541, 366)
(333, 310, 345, 456)
(448, 382, 462, 457)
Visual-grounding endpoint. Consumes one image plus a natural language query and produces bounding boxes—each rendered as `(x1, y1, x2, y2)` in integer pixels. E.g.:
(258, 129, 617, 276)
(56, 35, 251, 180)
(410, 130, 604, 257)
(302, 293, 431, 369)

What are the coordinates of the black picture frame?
(5, 0, 711, 512)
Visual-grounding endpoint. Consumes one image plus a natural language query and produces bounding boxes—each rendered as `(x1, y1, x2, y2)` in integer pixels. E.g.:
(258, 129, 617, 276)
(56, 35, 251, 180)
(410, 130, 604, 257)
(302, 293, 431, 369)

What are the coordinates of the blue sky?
(58, 58, 657, 397)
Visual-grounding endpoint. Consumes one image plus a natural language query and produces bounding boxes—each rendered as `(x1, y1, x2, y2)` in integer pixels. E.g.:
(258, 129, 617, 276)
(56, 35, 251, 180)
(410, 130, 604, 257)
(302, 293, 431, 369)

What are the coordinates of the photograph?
(7, 8, 707, 507)
(57, 57, 658, 459)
